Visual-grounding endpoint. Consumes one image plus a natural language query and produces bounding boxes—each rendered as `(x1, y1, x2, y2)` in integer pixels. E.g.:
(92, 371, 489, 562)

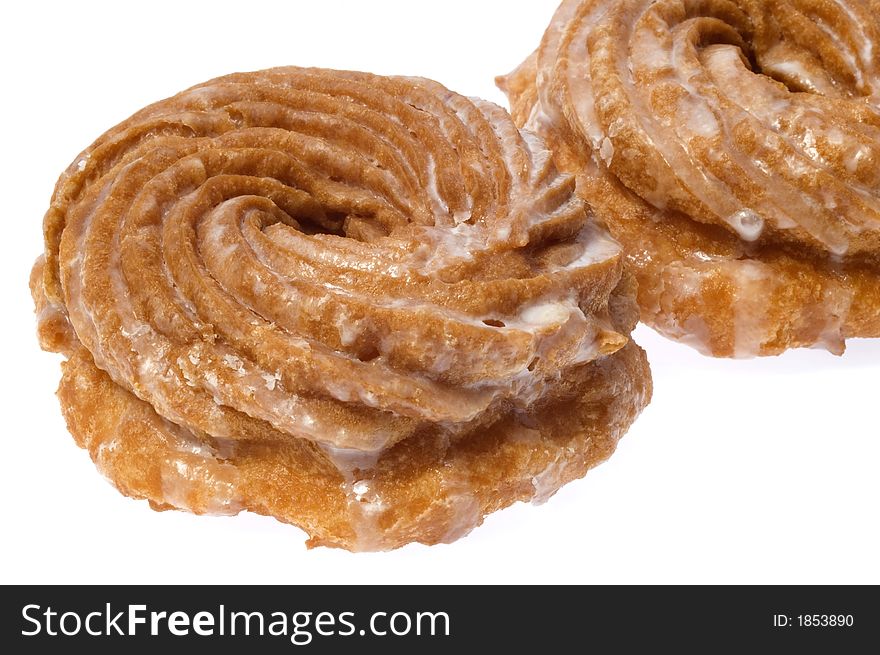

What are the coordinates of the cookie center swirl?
(551, 0, 880, 258)
(46, 68, 626, 453)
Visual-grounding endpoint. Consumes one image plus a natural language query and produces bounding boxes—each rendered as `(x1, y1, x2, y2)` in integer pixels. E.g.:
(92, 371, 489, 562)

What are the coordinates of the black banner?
(2, 586, 876, 652)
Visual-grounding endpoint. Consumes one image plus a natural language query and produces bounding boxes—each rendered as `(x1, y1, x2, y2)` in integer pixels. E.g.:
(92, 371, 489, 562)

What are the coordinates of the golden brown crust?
(499, 0, 880, 357)
(58, 340, 650, 550)
(33, 66, 651, 550)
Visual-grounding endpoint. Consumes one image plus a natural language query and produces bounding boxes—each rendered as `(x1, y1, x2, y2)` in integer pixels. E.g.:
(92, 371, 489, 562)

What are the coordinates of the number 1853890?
(799, 615, 854, 627)
(773, 614, 854, 628)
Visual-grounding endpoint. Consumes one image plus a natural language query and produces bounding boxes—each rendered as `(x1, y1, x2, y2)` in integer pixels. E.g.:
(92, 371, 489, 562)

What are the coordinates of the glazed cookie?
(500, 0, 880, 356)
(32, 66, 651, 550)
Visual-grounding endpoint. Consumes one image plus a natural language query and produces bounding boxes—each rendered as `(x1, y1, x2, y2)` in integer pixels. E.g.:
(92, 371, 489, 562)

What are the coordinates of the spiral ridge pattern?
(501, 0, 880, 356)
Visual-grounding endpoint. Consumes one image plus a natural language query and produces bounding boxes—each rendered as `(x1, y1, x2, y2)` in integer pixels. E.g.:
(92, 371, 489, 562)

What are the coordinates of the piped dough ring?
(499, 0, 880, 357)
(31, 66, 651, 550)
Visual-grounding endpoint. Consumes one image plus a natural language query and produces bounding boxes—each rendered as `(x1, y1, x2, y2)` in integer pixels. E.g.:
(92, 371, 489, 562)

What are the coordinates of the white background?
(2, 0, 878, 584)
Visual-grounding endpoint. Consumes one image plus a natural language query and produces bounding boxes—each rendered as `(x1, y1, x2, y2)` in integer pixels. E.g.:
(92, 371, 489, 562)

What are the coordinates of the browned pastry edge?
(57, 333, 650, 551)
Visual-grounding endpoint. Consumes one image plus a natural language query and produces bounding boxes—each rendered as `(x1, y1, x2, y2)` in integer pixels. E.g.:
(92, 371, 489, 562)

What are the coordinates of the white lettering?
(389, 612, 411, 636)
(128, 604, 147, 635)
(192, 611, 214, 636)
(106, 604, 125, 635)
(291, 612, 313, 646)
(370, 612, 387, 636)
(85, 612, 102, 636)
(21, 605, 41, 636)
(167, 611, 190, 636)
(150, 611, 167, 635)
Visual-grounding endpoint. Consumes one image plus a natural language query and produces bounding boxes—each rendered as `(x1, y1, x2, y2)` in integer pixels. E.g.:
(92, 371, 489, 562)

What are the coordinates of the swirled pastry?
(31, 67, 651, 550)
(500, 0, 880, 356)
